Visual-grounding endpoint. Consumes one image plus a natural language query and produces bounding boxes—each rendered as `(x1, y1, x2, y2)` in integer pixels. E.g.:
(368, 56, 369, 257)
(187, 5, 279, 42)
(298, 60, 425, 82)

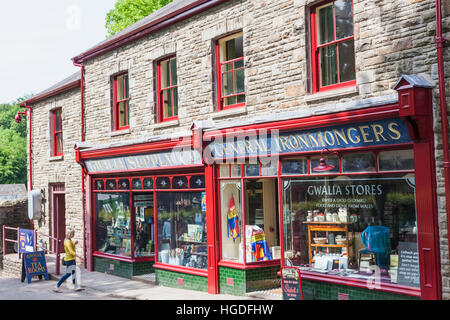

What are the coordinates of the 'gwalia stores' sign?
(207, 118, 412, 160)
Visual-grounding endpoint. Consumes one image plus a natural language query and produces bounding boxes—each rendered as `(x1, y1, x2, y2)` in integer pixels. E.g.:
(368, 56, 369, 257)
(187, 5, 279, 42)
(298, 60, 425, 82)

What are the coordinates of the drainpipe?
(23, 103, 33, 229)
(435, 0, 450, 264)
(73, 61, 87, 267)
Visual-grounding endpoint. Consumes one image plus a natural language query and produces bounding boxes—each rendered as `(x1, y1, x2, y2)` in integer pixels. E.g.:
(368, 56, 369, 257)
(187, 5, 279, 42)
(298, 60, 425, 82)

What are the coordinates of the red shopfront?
(76, 136, 214, 288)
(201, 77, 441, 299)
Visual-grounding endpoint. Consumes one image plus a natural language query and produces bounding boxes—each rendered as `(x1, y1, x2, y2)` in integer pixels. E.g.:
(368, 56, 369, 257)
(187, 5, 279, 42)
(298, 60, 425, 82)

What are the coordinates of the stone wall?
(0, 199, 29, 268)
(28, 86, 83, 258)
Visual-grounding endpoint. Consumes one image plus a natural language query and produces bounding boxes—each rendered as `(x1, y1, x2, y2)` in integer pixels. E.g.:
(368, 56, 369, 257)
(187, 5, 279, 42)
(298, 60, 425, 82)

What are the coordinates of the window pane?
(190, 175, 205, 189)
(222, 71, 234, 97)
(55, 110, 62, 131)
(132, 178, 143, 190)
(282, 158, 308, 175)
(261, 161, 278, 176)
(106, 180, 117, 190)
(318, 4, 334, 45)
(116, 75, 125, 100)
(143, 178, 154, 190)
(157, 192, 207, 269)
(282, 175, 420, 288)
(161, 59, 170, 89)
(338, 40, 355, 83)
(235, 68, 245, 94)
(118, 101, 128, 127)
(118, 179, 130, 190)
(172, 87, 178, 117)
(220, 164, 230, 178)
(124, 75, 129, 99)
(311, 155, 340, 174)
(379, 150, 414, 171)
(173, 176, 188, 189)
(170, 58, 177, 86)
(162, 89, 173, 119)
(245, 164, 260, 177)
(156, 177, 171, 189)
(95, 193, 131, 257)
(320, 44, 338, 87)
(55, 133, 63, 155)
(94, 180, 105, 191)
(342, 153, 376, 173)
(230, 164, 241, 177)
(234, 35, 244, 58)
(220, 180, 243, 262)
(134, 194, 154, 257)
(335, 0, 353, 40)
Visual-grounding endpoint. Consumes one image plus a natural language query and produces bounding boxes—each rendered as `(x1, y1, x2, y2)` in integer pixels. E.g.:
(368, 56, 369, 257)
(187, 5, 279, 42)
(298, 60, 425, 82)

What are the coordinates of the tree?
(0, 101, 27, 185)
(105, 0, 174, 37)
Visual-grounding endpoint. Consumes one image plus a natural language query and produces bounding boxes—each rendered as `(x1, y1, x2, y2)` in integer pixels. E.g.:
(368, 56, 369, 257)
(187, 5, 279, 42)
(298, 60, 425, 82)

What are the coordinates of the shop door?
(133, 193, 155, 258)
(244, 179, 279, 261)
(51, 184, 66, 253)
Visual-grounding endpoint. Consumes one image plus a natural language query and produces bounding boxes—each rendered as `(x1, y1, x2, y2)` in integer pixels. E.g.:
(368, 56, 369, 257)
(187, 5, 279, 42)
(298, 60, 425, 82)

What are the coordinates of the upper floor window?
(113, 73, 130, 131)
(51, 108, 63, 156)
(216, 32, 245, 110)
(311, 0, 355, 93)
(157, 56, 178, 122)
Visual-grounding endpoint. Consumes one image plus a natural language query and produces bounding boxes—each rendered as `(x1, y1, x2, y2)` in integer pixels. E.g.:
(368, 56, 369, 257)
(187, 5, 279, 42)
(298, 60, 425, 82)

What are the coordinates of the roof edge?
(72, 0, 228, 64)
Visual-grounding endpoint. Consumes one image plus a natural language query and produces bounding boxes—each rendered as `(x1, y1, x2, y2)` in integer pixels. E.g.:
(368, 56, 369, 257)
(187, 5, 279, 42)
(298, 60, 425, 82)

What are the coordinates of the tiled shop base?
(300, 279, 420, 300)
(94, 257, 154, 279)
(155, 269, 208, 292)
(219, 266, 281, 296)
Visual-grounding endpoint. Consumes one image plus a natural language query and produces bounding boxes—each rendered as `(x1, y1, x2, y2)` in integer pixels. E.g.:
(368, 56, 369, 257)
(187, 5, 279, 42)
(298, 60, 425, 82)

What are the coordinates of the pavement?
(0, 254, 282, 300)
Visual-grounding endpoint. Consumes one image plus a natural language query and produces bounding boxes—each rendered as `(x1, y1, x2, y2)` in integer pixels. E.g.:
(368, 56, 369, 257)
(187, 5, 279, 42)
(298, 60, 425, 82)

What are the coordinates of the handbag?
(61, 256, 66, 266)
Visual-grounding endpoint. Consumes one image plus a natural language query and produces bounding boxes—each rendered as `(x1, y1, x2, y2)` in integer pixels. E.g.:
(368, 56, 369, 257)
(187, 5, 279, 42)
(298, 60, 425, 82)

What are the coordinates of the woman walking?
(54, 230, 82, 292)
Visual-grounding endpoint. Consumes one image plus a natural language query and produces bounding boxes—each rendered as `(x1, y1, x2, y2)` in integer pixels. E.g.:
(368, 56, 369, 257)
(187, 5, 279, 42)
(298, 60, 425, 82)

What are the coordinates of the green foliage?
(0, 101, 27, 185)
(105, 0, 174, 37)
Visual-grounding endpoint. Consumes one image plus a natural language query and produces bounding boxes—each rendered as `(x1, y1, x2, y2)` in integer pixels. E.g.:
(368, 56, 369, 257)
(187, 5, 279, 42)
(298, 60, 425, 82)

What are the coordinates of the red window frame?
(113, 72, 130, 131)
(51, 108, 63, 156)
(216, 33, 246, 111)
(310, 0, 356, 93)
(157, 56, 179, 123)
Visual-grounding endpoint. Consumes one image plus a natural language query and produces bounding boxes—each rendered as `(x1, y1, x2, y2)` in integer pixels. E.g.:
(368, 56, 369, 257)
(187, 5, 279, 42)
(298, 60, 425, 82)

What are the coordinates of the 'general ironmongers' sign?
(207, 118, 412, 160)
(84, 148, 203, 173)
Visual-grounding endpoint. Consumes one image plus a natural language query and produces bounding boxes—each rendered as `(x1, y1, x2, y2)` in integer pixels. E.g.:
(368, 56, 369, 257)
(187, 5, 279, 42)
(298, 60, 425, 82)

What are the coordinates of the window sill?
(305, 85, 359, 103)
(211, 105, 247, 119)
(49, 155, 64, 162)
(110, 128, 131, 137)
(153, 119, 179, 129)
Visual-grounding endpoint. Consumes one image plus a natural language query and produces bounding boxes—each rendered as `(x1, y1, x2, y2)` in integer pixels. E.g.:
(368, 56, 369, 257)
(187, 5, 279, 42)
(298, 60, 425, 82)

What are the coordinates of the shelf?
(311, 244, 347, 248)
(178, 240, 206, 244)
(189, 252, 207, 256)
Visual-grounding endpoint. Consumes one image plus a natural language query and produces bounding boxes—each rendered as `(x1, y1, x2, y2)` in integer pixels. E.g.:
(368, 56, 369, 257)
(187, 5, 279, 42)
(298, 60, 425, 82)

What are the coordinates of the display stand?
(303, 221, 354, 266)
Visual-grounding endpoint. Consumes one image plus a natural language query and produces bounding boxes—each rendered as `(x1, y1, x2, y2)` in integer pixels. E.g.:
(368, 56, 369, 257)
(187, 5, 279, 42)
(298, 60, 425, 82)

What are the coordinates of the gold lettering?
(333, 129, 348, 145)
(253, 139, 268, 153)
(273, 138, 282, 152)
(308, 132, 325, 147)
(371, 124, 387, 142)
(347, 127, 361, 144)
(323, 131, 336, 146)
(279, 136, 291, 151)
(296, 134, 309, 148)
(236, 141, 246, 154)
(359, 125, 374, 143)
(288, 135, 299, 150)
(388, 122, 401, 140)
(244, 140, 254, 153)
(213, 144, 224, 157)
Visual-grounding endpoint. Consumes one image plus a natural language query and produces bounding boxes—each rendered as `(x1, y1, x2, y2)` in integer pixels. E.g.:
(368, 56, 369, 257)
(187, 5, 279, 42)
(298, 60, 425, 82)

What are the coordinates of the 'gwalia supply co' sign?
(207, 118, 412, 160)
(84, 148, 202, 173)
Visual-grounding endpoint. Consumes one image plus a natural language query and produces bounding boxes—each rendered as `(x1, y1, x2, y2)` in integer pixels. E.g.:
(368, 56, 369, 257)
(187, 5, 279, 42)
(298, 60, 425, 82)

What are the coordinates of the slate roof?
(0, 184, 27, 201)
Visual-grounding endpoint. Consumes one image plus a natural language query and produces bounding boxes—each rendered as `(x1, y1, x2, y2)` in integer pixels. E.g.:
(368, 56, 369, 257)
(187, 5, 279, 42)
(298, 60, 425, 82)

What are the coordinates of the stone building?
(19, 0, 450, 299)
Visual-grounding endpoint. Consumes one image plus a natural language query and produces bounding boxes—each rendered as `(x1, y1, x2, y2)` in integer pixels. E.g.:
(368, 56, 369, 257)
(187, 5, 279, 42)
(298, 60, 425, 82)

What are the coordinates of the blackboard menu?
(282, 267, 303, 300)
(397, 241, 420, 288)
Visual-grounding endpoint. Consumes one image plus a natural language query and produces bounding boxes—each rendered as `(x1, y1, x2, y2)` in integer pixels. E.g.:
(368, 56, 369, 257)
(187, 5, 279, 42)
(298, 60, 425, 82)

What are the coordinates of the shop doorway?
(244, 178, 279, 261)
(51, 184, 65, 253)
(133, 193, 155, 258)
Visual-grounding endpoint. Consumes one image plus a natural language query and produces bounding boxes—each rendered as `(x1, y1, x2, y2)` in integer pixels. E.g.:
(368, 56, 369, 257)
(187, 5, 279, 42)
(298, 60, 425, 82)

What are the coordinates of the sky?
(0, 0, 117, 104)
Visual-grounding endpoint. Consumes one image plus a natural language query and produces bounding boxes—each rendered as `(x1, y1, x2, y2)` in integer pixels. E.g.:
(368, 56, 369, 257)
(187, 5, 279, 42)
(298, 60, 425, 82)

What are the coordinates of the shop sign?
(18, 228, 34, 253)
(21, 251, 49, 284)
(282, 267, 303, 300)
(84, 148, 202, 173)
(207, 118, 411, 160)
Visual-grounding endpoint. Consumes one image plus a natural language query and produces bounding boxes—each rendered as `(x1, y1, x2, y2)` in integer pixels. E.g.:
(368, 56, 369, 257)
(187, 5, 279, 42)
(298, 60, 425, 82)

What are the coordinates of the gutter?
(435, 0, 450, 266)
(72, 0, 229, 63)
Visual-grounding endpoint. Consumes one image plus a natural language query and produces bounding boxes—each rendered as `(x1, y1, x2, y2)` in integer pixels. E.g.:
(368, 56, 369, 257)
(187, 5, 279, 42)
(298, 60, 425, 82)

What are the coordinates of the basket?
(313, 237, 327, 244)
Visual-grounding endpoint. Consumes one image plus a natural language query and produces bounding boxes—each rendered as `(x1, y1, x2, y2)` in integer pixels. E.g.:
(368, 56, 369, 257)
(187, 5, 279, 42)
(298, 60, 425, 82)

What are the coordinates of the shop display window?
(220, 180, 243, 262)
(95, 192, 132, 257)
(282, 158, 308, 175)
(157, 192, 207, 270)
(283, 173, 419, 288)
